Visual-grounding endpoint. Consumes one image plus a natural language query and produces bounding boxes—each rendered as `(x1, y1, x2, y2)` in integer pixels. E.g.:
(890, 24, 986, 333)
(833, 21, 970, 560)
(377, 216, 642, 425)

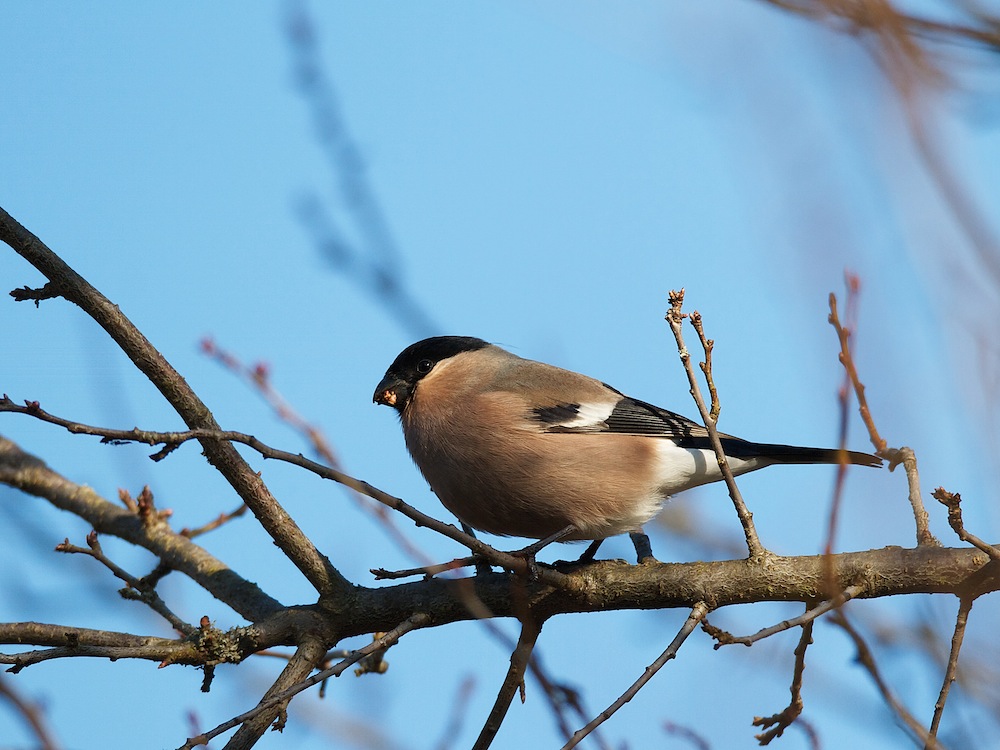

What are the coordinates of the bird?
(373, 335, 881, 562)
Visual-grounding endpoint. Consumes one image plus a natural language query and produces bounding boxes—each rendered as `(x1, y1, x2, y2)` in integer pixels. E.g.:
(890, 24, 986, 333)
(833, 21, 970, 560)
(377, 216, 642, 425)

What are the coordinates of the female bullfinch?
(374, 336, 881, 559)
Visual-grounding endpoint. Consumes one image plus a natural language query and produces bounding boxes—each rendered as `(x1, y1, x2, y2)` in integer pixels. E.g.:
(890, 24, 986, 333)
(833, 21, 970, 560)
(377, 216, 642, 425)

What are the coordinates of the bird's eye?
(416, 359, 434, 374)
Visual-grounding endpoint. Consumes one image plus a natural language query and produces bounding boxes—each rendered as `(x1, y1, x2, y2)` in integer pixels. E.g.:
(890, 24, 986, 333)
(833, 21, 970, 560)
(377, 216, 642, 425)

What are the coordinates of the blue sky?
(2, 2, 999, 748)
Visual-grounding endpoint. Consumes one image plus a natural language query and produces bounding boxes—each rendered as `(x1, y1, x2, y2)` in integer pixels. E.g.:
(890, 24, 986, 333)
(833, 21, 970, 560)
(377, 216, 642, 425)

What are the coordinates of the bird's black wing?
(533, 392, 882, 467)
(535, 394, 714, 448)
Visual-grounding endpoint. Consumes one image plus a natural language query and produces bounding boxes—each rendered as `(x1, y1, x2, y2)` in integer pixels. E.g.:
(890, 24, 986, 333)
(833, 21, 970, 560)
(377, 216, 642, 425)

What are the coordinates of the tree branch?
(0, 408, 579, 592)
(926, 596, 972, 747)
(666, 290, 767, 560)
(183, 614, 430, 749)
(831, 610, 947, 750)
(473, 616, 543, 750)
(0, 436, 282, 622)
(0, 204, 349, 600)
(561, 602, 711, 748)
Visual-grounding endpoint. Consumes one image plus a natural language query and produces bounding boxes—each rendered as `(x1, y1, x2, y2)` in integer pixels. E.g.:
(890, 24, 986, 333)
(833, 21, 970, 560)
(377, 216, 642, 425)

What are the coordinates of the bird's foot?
(630, 530, 659, 564)
(509, 525, 577, 579)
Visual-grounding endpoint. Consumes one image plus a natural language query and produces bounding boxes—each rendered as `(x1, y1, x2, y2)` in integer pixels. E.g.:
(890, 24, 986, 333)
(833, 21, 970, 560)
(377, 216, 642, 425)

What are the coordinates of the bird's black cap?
(374, 336, 491, 411)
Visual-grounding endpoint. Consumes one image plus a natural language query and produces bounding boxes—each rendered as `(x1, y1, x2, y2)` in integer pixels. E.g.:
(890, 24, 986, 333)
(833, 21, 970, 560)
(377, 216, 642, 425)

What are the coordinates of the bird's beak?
(373, 374, 407, 410)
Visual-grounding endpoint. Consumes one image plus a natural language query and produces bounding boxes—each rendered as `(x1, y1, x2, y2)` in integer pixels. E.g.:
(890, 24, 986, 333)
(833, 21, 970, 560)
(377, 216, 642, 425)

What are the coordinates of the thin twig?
(829, 284, 939, 547)
(926, 597, 973, 746)
(283, 1, 439, 338)
(561, 602, 711, 749)
(828, 283, 886, 455)
(824, 276, 861, 593)
(2, 639, 202, 672)
(830, 610, 947, 750)
(896, 446, 939, 546)
(705, 583, 865, 648)
(0, 675, 63, 750)
(180, 614, 429, 749)
(760, 0, 1000, 52)
(372, 555, 480, 580)
(433, 675, 477, 750)
(473, 617, 543, 750)
(181, 503, 249, 539)
(688, 311, 719, 420)
(752, 612, 814, 744)
(0, 400, 579, 592)
(666, 290, 767, 560)
(55, 531, 195, 636)
(200, 338, 450, 573)
(0, 205, 349, 599)
(1, 400, 524, 638)
(932, 487, 1000, 562)
(200, 338, 343, 468)
(662, 721, 711, 750)
(0, 436, 283, 622)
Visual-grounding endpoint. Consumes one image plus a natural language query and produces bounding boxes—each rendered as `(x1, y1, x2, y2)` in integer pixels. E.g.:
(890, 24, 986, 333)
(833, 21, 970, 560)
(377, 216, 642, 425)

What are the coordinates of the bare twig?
(662, 721, 711, 750)
(830, 610, 947, 750)
(829, 285, 939, 547)
(688, 311, 720, 421)
(666, 290, 767, 560)
(896, 446, 939, 546)
(0, 403, 580, 592)
(0, 674, 63, 750)
(705, 583, 865, 648)
(523, 640, 609, 749)
(932, 488, 1000, 562)
(753, 613, 814, 744)
(55, 531, 196, 635)
(828, 282, 886, 455)
(473, 617, 543, 750)
(181, 503, 249, 539)
(927, 597, 973, 746)
(903, 85, 1000, 293)
(561, 602, 711, 749)
(199, 339, 447, 574)
(372, 555, 481, 580)
(0, 436, 282, 622)
(180, 614, 430, 749)
(824, 277, 862, 593)
(433, 675, 477, 750)
(760, 0, 1000, 53)
(0, 204, 349, 600)
(199, 338, 343, 468)
(1, 627, 202, 672)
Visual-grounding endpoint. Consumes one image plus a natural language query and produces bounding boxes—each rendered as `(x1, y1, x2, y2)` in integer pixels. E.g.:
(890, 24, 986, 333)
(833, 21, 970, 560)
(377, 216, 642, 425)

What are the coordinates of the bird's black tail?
(718, 439, 882, 468)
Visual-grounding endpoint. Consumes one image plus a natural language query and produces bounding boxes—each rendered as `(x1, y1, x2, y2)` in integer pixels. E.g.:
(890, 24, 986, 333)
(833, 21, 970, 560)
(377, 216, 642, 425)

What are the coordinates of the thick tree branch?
(343, 545, 995, 637)
(0, 205, 349, 600)
(0, 436, 282, 622)
(220, 636, 329, 750)
(0, 623, 202, 671)
(184, 614, 430, 749)
(0, 412, 578, 592)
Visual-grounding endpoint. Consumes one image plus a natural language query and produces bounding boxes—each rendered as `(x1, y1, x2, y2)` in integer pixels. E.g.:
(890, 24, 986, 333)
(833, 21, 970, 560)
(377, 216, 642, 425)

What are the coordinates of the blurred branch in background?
(762, 0, 1000, 283)
(760, 0, 1000, 57)
(284, 0, 441, 338)
(0, 675, 62, 750)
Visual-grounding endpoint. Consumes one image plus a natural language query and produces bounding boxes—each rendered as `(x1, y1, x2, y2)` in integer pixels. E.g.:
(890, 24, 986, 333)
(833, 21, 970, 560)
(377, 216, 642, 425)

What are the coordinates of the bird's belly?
(407, 431, 665, 541)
